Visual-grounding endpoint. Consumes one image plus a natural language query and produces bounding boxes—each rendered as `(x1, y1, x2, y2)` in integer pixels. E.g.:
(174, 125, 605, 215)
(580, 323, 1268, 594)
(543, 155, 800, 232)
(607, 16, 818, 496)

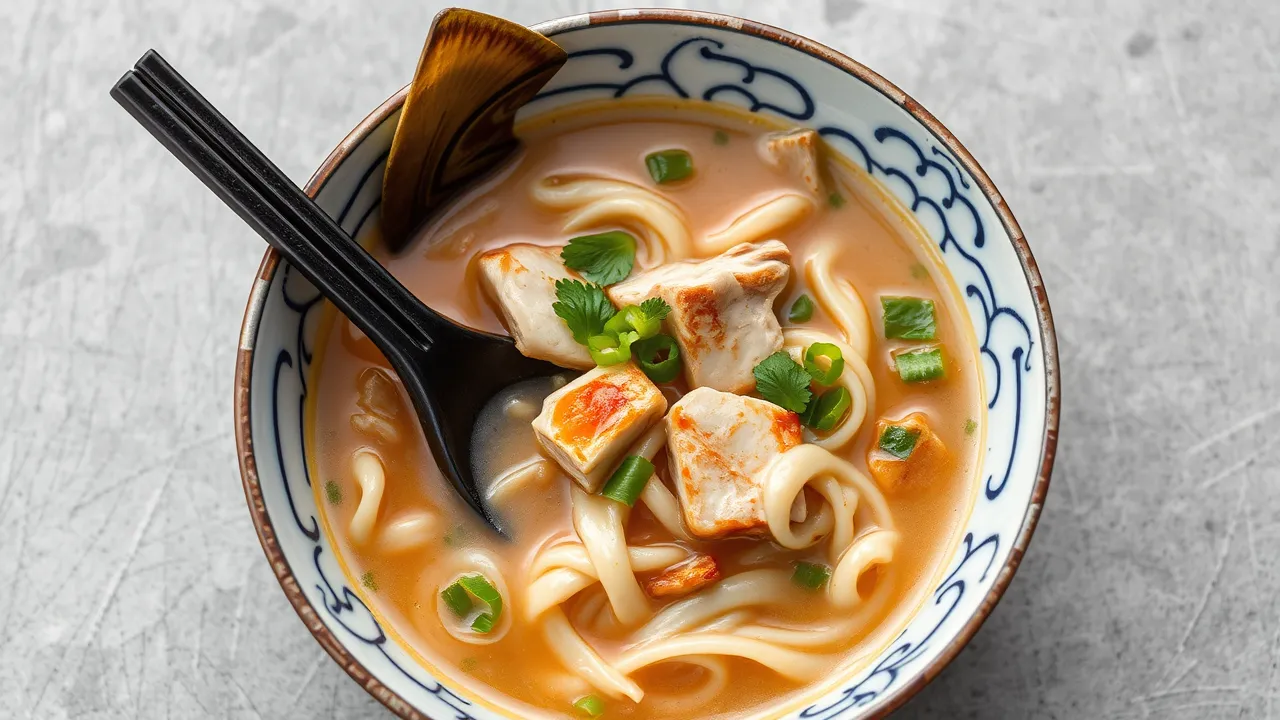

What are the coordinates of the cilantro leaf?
(878, 425, 921, 459)
(561, 231, 637, 285)
(553, 280, 616, 345)
(752, 351, 813, 413)
(638, 297, 672, 323)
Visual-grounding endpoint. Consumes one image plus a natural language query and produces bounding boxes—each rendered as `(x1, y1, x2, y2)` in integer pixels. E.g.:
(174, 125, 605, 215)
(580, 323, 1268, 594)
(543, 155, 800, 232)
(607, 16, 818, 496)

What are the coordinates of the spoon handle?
(127, 51, 451, 355)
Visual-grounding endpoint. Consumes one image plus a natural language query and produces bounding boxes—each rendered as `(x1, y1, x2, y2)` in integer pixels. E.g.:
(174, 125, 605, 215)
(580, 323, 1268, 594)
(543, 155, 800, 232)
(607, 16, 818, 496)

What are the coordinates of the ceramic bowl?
(234, 9, 1058, 719)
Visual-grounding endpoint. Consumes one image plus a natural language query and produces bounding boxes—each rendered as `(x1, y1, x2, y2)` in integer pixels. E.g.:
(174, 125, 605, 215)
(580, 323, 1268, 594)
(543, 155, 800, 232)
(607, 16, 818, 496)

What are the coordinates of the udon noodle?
(309, 99, 981, 719)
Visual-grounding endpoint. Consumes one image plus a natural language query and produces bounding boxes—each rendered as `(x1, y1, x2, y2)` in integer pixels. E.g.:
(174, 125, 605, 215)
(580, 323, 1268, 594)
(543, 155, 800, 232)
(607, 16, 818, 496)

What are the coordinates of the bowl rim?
(233, 8, 1059, 719)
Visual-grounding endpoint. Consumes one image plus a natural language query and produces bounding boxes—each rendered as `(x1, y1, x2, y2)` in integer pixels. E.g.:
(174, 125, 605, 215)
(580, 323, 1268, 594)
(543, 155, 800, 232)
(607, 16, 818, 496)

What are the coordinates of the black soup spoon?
(112, 51, 559, 536)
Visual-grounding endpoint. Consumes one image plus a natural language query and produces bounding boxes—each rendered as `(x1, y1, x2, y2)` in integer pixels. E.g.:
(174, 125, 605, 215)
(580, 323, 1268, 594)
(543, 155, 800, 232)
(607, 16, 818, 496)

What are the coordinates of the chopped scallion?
(803, 342, 845, 386)
(645, 149, 693, 184)
(792, 562, 831, 590)
(574, 695, 606, 717)
(457, 575, 503, 619)
(894, 347, 945, 383)
(805, 387, 852, 432)
(878, 425, 921, 459)
(634, 334, 681, 383)
(788, 294, 814, 323)
(601, 456, 655, 507)
(828, 192, 845, 209)
(470, 613, 496, 634)
(441, 574, 503, 634)
(360, 571, 378, 592)
(587, 331, 637, 367)
(881, 296, 937, 340)
(964, 418, 978, 436)
(440, 582, 473, 618)
(713, 129, 730, 146)
(604, 301, 668, 341)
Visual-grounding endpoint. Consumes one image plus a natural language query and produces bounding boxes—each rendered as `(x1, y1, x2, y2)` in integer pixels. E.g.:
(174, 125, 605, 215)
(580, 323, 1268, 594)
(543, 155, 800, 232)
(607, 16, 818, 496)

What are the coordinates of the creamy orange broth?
(307, 99, 983, 719)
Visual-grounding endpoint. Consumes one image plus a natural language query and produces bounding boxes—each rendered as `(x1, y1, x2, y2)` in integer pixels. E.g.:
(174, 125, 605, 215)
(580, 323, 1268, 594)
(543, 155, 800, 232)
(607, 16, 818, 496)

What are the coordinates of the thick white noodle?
(542, 608, 644, 702)
(635, 655, 729, 714)
(486, 457, 553, 505)
(571, 487, 651, 626)
(378, 511, 435, 554)
(783, 328, 875, 450)
(614, 634, 832, 684)
(703, 193, 814, 254)
(532, 176, 692, 264)
(349, 449, 384, 546)
(525, 544, 689, 620)
(761, 444, 899, 609)
(804, 239, 872, 359)
(633, 569, 796, 644)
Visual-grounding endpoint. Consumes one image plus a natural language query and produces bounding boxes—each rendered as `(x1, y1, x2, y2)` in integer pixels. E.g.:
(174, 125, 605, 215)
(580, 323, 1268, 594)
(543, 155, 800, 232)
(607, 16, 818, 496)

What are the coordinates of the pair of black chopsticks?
(111, 51, 438, 356)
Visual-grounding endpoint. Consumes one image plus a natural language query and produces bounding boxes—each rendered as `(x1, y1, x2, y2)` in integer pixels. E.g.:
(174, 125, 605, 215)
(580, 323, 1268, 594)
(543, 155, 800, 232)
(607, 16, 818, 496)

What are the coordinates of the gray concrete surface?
(2, 0, 1278, 717)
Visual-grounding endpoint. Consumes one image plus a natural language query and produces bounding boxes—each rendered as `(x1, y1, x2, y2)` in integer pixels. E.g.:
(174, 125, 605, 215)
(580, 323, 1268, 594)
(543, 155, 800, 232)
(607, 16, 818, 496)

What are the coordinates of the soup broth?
(309, 99, 982, 719)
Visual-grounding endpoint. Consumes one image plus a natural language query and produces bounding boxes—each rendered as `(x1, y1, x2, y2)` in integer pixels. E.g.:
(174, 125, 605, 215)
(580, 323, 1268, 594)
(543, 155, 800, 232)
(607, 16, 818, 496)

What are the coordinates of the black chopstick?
(120, 51, 445, 350)
(111, 67, 430, 361)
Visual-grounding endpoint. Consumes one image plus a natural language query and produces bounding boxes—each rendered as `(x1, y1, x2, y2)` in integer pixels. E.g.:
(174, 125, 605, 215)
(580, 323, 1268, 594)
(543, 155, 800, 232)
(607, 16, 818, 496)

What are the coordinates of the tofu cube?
(666, 387, 804, 539)
(867, 412, 949, 493)
(478, 244, 594, 370)
(760, 128, 827, 197)
(608, 241, 791, 394)
(533, 364, 667, 491)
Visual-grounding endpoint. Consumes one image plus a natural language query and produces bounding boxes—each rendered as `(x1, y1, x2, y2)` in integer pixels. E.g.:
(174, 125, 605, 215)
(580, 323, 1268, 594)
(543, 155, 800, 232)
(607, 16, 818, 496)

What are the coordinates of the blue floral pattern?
(249, 19, 1042, 720)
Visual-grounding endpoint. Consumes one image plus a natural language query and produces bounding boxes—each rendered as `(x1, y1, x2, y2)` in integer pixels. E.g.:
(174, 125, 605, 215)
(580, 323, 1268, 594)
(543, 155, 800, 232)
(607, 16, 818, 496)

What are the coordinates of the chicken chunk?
(666, 387, 805, 539)
(867, 412, 949, 493)
(608, 241, 791, 394)
(644, 554, 722, 599)
(760, 128, 826, 197)
(532, 364, 667, 492)
(477, 244, 593, 370)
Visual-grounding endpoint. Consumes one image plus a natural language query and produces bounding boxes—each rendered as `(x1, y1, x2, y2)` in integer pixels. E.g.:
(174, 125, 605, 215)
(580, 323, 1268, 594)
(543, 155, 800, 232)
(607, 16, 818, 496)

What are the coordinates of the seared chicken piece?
(644, 554, 722, 599)
(608, 241, 791, 394)
(760, 128, 826, 196)
(532, 364, 667, 492)
(666, 387, 805, 539)
(867, 412, 949, 493)
(477, 244, 594, 370)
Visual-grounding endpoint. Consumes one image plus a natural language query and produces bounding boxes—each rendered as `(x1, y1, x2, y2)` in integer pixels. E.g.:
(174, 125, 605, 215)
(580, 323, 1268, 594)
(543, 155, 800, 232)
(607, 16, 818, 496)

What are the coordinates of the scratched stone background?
(2, 0, 1278, 717)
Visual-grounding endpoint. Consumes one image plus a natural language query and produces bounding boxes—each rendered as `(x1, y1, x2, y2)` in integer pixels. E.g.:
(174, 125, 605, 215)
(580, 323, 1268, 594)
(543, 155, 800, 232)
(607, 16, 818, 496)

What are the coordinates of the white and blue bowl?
(234, 9, 1059, 719)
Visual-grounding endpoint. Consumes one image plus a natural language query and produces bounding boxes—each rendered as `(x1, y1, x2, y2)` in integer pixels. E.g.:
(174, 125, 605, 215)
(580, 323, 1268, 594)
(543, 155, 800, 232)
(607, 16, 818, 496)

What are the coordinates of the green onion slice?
(441, 574, 503, 634)
(600, 456, 655, 507)
(633, 334, 681, 383)
(803, 343, 844, 385)
(573, 695, 606, 717)
(894, 347, 945, 383)
(713, 129, 730, 146)
(604, 305, 661, 341)
(828, 192, 845, 209)
(788, 294, 814, 323)
(440, 583, 473, 618)
(645, 149, 693, 184)
(587, 331, 637, 367)
(792, 561, 831, 590)
(881, 296, 937, 340)
(804, 387, 852, 432)
(878, 425, 921, 459)
(470, 613, 496, 634)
